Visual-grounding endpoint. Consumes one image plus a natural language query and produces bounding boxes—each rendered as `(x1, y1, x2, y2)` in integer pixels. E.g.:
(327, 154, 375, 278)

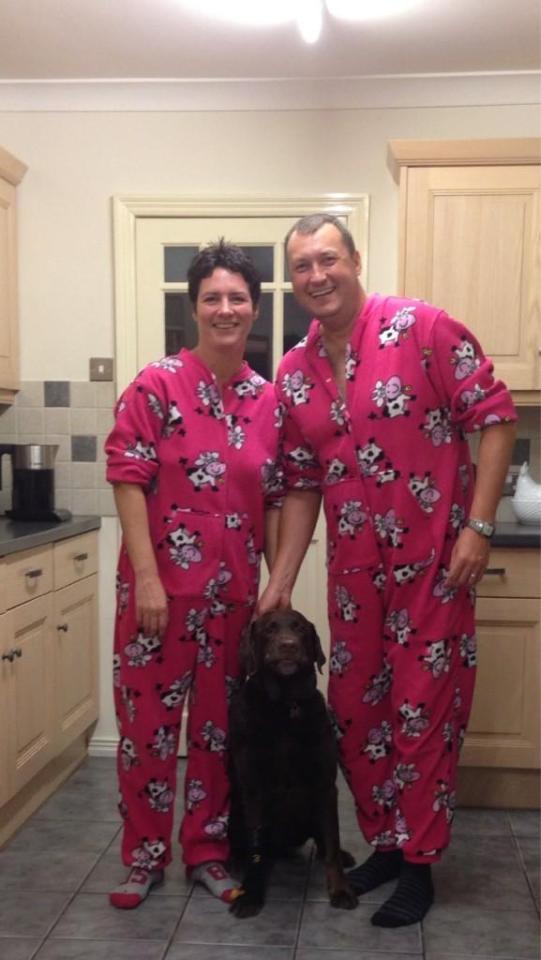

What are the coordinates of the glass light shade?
(297, 0, 323, 43)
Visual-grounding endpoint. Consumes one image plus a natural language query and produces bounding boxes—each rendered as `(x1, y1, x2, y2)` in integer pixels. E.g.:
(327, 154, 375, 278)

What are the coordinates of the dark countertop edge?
(0, 514, 537, 555)
(492, 521, 541, 549)
(0, 515, 102, 557)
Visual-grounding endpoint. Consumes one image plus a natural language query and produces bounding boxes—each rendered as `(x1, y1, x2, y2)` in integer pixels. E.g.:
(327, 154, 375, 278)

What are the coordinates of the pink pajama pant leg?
(179, 603, 249, 867)
(114, 593, 249, 871)
(327, 567, 476, 863)
(327, 569, 393, 847)
(383, 573, 476, 862)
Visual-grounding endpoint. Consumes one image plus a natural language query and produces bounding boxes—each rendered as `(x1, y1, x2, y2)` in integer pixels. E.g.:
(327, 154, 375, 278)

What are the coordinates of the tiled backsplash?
(1, 384, 539, 522)
(0, 380, 116, 517)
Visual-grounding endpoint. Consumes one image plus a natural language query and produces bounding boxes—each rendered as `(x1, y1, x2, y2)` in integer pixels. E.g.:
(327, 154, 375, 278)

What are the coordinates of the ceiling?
(0, 0, 539, 81)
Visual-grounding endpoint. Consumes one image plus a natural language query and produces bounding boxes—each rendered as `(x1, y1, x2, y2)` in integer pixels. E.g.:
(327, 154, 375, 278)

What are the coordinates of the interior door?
(133, 214, 353, 709)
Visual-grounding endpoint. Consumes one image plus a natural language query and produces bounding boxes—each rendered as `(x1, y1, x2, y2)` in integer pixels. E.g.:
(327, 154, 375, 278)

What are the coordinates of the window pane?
(283, 293, 312, 353)
(283, 249, 291, 283)
(238, 246, 274, 283)
(246, 292, 273, 381)
(164, 246, 199, 282)
(165, 293, 197, 355)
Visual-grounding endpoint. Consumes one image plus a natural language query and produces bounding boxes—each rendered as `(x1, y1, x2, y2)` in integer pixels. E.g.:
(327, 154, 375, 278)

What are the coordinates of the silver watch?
(466, 518, 495, 538)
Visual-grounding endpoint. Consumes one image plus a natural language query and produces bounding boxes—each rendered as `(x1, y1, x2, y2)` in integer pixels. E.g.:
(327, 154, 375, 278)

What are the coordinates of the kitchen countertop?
(491, 521, 541, 549)
(0, 513, 537, 557)
(0, 515, 101, 557)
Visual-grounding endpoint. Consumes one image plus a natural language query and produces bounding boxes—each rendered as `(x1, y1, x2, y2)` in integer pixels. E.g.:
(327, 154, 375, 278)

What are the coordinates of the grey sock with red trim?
(109, 866, 164, 909)
(191, 861, 241, 903)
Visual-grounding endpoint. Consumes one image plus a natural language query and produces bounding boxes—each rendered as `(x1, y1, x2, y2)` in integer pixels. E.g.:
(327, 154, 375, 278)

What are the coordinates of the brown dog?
(228, 609, 358, 918)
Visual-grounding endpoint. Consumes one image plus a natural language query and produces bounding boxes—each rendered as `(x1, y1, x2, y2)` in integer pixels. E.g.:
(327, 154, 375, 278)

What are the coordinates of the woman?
(105, 241, 282, 908)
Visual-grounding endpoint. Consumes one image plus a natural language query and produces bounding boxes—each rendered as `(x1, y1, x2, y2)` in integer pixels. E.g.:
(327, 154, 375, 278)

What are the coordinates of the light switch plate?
(89, 357, 114, 381)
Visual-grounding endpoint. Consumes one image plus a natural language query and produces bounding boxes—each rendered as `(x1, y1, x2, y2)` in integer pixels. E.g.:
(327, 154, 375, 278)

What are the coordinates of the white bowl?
(512, 498, 541, 525)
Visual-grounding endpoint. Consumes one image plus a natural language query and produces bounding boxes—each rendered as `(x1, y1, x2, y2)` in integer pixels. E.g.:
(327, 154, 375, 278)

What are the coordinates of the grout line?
(510, 831, 541, 919)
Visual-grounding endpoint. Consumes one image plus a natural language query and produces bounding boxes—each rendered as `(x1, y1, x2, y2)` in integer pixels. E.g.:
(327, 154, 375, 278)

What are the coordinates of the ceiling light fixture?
(179, 0, 421, 43)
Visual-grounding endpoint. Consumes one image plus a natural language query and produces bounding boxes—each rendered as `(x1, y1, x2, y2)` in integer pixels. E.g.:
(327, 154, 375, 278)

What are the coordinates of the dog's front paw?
(229, 891, 264, 919)
(329, 884, 358, 910)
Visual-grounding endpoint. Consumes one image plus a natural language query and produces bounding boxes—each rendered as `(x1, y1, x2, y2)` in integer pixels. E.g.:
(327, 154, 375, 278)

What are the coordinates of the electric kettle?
(0, 443, 71, 522)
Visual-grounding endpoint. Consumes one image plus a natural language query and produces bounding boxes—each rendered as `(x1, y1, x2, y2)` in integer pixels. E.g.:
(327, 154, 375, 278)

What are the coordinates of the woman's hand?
(445, 527, 490, 589)
(135, 572, 169, 636)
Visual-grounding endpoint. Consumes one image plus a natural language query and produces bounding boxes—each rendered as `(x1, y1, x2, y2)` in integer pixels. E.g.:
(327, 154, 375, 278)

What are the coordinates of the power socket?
(89, 357, 114, 381)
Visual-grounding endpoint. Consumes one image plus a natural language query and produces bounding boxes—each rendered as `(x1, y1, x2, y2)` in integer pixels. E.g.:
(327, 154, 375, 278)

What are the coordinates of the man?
(259, 214, 516, 927)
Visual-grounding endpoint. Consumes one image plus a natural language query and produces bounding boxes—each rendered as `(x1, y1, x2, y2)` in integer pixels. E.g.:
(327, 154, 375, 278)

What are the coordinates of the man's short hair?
(284, 214, 356, 258)
(187, 239, 261, 307)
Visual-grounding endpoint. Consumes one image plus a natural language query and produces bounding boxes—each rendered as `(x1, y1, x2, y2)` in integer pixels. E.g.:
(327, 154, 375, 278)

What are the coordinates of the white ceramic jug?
(512, 462, 541, 525)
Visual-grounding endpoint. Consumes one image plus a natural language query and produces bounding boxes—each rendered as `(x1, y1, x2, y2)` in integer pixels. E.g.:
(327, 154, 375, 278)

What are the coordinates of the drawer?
(54, 532, 98, 590)
(477, 548, 540, 599)
(5, 545, 53, 609)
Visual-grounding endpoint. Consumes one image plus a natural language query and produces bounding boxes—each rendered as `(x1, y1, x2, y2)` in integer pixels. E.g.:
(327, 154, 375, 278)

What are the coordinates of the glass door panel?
(164, 245, 200, 282)
(164, 293, 197, 355)
(283, 292, 312, 353)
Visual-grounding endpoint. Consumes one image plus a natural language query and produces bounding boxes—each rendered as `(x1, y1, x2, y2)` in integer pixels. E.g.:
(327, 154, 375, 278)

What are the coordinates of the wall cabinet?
(459, 547, 540, 807)
(0, 531, 99, 843)
(388, 138, 541, 403)
(0, 145, 27, 404)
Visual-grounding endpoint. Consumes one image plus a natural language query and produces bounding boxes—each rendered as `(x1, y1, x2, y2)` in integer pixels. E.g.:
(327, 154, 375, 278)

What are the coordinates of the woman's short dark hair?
(187, 239, 261, 307)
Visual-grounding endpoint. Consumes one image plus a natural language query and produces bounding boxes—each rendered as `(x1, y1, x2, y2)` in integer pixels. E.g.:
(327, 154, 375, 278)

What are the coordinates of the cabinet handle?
(73, 552, 88, 562)
(484, 567, 506, 576)
(2, 649, 22, 662)
(25, 568, 43, 579)
(57, 623, 69, 632)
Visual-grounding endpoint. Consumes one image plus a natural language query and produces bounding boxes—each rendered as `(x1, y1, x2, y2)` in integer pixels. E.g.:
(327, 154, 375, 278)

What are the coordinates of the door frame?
(112, 194, 369, 393)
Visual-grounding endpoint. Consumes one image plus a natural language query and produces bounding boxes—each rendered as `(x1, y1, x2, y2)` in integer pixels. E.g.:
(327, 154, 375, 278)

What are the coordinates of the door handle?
(57, 623, 69, 632)
(73, 553, 88, 562)
(25, 568, 43, 579)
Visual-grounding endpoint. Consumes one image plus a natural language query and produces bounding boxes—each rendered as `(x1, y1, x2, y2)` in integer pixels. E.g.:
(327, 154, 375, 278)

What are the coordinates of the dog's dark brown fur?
(228, 609, 357, 918)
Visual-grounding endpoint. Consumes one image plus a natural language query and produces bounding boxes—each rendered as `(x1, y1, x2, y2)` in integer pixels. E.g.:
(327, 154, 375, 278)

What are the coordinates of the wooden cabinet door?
(400, 165, 540, 391)
(54, 575, 99, 750)
(2, 595, 55, 800)
(461, 597, 540, 769)
(0, 176, 20, 397)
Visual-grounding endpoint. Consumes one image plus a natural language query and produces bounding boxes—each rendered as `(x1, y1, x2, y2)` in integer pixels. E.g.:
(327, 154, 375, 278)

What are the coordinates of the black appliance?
(0, 443, 71, 522)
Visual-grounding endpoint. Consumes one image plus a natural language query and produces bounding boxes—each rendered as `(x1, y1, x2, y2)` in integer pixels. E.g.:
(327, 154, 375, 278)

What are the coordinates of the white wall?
(1, 99, 539, 750)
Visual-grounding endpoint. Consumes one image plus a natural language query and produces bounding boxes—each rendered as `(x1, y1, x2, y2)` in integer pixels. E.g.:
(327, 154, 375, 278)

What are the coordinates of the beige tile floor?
(0, 757, 539, 960)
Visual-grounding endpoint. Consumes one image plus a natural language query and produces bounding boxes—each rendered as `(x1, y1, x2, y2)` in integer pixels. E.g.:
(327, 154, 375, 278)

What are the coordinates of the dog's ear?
(310, 624, 326, 674)
(239, 619, 258, 676)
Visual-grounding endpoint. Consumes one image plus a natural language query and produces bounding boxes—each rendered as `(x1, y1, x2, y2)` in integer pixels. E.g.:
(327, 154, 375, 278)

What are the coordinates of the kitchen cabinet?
(459, 547, 540, 807)
(0, 144, 27, 404)
(388, 138, 541, 403)
(0, 531, 99, 844)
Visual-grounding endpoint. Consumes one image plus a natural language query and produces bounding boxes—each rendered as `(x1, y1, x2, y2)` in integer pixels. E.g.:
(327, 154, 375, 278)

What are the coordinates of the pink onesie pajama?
(106, 350, 282, 872)
(277, 295, 516, 861)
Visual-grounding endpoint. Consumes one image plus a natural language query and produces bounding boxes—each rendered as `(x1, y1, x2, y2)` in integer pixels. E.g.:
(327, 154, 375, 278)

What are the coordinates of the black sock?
(371, 862, 434, 927)
(346, 848, 403, 895)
